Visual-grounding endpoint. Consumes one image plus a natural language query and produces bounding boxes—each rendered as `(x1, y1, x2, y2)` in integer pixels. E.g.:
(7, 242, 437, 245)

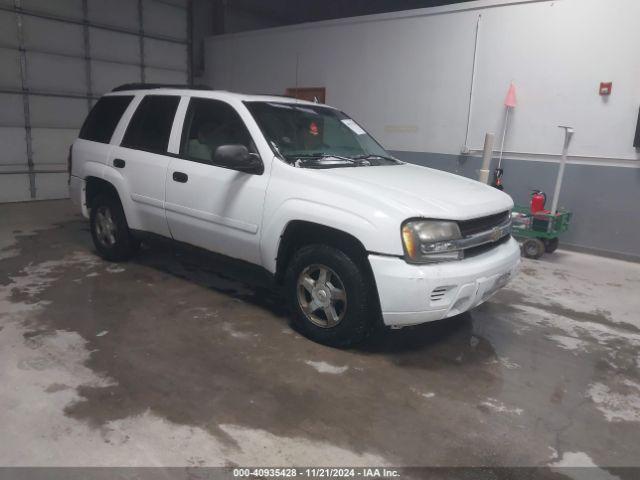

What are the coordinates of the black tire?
(285, 244, 373, 347)
(90, 193, 139, 262)
(522, 238, 545, 259)
(544, 237, 559, 253)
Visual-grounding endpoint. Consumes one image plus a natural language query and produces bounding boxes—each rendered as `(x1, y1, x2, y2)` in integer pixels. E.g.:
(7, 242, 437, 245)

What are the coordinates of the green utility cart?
(511, 206, 573, 259)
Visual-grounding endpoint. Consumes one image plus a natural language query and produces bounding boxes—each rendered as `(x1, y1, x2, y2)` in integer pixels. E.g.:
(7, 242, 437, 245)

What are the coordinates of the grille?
(458, 210, 510, 237)
(465, 233, 510, 258)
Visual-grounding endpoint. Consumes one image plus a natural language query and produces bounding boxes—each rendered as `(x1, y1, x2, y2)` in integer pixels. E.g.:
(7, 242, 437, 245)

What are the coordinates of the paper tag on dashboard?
(341, 119, 366, 135)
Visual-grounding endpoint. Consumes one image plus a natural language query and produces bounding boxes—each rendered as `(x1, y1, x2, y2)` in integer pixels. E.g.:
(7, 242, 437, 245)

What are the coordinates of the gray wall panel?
(23, 16, 84, 56)
(145, 38, 187, 70)
(91, 60, 141, 95)
(87, 0, 139, 30)
(90, 28, 140, 64)
(1, 0, 189, 202)
(31, 128, 78, 166)
(0, 11, 18, 48)
(34, 173, 69, 200)
(143, 0, 187, 40)
(26, 52, 86, 93)
(0, 128, 27, 167)
(29, 96, 88, 128)
(0, 94, 25, 125)
(22, 0, 83, 19)
(0, 175, 31, 202)
(144, 66, 187, 84)
(0, 48, 21, 88)
(393, 151, 640, 260)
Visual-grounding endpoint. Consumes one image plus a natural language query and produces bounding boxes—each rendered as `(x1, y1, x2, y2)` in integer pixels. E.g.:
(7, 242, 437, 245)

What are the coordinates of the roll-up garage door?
(0, 0, 191, 202)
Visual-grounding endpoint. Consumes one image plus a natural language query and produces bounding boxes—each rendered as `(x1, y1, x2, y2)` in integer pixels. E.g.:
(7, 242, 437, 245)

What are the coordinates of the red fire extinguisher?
(530, 190, 547, 214)
(491, 168, 504, 190)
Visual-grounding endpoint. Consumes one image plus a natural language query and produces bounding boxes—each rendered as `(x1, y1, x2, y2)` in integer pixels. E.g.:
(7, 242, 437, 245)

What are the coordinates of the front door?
(164, 97, 268, 265)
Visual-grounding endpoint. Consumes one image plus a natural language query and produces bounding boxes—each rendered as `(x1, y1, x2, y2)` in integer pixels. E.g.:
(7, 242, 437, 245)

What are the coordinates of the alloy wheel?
(94, 206, 117, 248)
(296, 264, 347, 328)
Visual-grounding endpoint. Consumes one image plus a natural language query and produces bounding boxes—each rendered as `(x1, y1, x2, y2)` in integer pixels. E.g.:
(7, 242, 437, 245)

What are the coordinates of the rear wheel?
(522, 238, 545, 259)
(544, 237, 559, 253)
(285, 244, 372, 347)
(90, 193, 138, 261)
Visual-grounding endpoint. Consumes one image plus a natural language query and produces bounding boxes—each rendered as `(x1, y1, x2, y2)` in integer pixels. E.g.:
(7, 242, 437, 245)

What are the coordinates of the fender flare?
(260, 198, 380, 274)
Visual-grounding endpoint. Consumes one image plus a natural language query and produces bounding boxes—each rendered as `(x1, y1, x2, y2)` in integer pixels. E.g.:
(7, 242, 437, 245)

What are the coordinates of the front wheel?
(285, 244, 373, 347)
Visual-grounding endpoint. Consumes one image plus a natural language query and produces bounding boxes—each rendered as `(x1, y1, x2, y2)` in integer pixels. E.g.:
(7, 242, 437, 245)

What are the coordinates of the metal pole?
(138, 0, 145, 83)
(462, 14, 481, 153)
(478, 132, 494, 184)
(497, 107, 510, 169)
(82, 0, 93, 112)
(14, 0, 36, 199)
(550, 126, 574, 216)
(186, 0, 193, 86)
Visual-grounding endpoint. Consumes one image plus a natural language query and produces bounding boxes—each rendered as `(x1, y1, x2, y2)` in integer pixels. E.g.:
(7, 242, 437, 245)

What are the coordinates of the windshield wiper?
(288, 153, 360, 169)
(351, 154, 400, 163)
(289, 153, 357, 164)
(303, 153, 356, 162)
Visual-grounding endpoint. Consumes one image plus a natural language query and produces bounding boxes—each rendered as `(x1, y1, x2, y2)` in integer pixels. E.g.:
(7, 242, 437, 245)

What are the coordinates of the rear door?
(108, 94, 180, 237)
(74, 95, 134, 174)
(164, 97, 269, 265)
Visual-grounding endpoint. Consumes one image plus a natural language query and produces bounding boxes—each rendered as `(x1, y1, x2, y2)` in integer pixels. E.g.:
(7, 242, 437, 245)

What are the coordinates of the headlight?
(401, 220, 463, 263)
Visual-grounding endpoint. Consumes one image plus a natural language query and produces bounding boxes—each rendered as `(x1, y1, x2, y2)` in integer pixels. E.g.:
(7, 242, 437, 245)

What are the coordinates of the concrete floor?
(1, 199, 639, 470)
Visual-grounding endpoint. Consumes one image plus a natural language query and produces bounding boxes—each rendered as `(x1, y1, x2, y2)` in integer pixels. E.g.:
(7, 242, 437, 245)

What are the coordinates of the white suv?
(69, 84, 520, 346)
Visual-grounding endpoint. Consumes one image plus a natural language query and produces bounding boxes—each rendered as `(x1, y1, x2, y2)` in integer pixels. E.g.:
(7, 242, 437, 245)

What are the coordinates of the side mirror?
(213, 144, 263, 174)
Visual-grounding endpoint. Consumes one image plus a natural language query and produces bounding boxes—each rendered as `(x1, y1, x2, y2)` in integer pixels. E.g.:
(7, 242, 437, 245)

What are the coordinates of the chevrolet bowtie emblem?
(491, 227, 501, 242)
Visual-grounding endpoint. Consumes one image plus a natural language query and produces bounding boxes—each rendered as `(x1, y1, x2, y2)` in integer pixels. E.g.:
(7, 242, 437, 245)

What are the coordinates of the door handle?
(172, 171, 188, 183)
(113, 158, 125, 168)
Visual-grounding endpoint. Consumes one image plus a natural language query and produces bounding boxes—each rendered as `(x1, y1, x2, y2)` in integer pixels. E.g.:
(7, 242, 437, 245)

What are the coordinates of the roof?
(107, 83, 324, 107)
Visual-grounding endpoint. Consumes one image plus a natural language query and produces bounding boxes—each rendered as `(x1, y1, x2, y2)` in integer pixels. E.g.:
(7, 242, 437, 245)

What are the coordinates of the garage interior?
(1, 0, 639, 476)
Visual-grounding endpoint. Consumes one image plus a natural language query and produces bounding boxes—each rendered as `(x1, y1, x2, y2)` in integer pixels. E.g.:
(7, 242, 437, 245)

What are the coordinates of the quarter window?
(181, 98, 255, 163)
(122, 95, 180, 153)
(79, 95, 133, 144)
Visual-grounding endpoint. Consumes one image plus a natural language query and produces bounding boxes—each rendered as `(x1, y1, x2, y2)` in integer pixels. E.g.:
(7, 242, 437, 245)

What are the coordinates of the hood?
(326, 163, 513, 220)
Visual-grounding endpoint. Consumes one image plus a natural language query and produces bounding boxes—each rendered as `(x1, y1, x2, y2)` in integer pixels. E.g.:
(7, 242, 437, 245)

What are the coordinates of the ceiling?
(219, 0, 477, 30)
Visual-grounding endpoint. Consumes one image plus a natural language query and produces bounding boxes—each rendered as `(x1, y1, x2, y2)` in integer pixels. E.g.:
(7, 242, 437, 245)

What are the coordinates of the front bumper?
(369, 237, 521, 327)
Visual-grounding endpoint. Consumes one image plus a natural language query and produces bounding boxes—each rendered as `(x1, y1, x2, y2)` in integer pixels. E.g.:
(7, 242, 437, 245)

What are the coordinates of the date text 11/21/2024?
(232, 468, 400, 478)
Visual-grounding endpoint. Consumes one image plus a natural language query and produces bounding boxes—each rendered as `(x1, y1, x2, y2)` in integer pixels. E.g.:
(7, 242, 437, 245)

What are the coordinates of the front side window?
(121, 95, 180, 153)
(181, 98, 255, 163)
(245, 101, 398, 169)
(79, 95, 133, 144)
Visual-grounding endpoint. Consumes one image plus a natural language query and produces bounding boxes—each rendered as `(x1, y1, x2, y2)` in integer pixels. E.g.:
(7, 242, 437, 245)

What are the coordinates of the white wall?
(204, 0, 640, 164)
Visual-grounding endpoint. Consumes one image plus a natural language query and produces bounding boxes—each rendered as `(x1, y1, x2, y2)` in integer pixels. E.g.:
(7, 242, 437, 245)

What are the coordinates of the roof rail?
(111, 83, 212, 92)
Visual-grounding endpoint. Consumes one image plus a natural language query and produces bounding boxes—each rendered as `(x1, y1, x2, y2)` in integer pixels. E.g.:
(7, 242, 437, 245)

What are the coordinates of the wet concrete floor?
(1, 199, 639, 471)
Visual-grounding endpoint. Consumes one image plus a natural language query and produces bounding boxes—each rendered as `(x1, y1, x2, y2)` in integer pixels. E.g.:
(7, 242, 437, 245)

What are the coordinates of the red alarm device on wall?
(599, 82, 612, 96)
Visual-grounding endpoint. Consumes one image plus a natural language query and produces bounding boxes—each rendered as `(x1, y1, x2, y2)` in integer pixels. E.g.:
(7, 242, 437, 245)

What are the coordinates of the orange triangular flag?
(504, 82, 517, 108)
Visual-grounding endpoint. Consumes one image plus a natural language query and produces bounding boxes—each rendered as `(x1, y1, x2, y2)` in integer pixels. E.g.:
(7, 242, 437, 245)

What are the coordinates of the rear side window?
(121, 95, 180, 154)
(79, 95, 133, 144)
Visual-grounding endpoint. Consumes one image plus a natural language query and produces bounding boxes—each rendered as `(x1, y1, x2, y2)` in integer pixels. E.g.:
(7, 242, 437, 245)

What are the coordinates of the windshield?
(244, 101, 399, 168)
